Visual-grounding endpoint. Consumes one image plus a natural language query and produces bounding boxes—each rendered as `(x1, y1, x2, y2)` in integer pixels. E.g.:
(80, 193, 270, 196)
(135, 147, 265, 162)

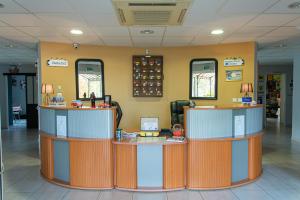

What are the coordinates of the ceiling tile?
(286, 17, 300, 26)
(39, 36, 72, 44)
(247, 13, 299, 26)
(16, 27, 63, 37)
(102, 37, 132, 46)
(129, 26, 166, 37)
(0, 14, 45, 26)
(165, 26, 203, 37)
(55, 26, 96, 37)
(264, 27, 300, 37)
(185, 13, 257, 36)
(0, 0, 29, 13)
(132, 36, 162, 43)
(69, 35, 104, 45)
(15, 0, 74, 13)
(230, 26, 276, 38)
(0, 27, 32, 37)
(132, 36, 162, 47)
(92, 27, 130, 37)
(192, 36, 222, 46)
(66, 0, 114, 14)
(265, 0, 300, 14)
(0, 21, 9, 26)
(256, 36, 287, 44)
(222, 36, 256, 44)
(219, 0, 278, 14)
(163, 36, 194, 43)
(36, 13, 86, 27)
(162, 36, 194, 46)
(82, 13, 120, 27)
(185, 0, 228, 25)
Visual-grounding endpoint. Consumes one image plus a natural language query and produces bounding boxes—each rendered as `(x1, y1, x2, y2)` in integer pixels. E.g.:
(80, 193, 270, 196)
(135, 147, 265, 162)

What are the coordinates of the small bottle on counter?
(116, 128, 122, 140)
(90, 92, 96, 108)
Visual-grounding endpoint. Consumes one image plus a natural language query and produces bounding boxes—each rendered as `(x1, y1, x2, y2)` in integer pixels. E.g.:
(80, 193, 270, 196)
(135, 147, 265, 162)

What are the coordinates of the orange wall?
(40, 41, 256, 129)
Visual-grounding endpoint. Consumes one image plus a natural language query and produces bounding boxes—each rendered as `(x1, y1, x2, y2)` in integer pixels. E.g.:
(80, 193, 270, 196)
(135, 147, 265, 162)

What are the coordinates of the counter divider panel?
(40, 108, 55, 135)
(186, 110, 233, 139)
(53, 140, 70, 183)
(232, 139, 249, 183)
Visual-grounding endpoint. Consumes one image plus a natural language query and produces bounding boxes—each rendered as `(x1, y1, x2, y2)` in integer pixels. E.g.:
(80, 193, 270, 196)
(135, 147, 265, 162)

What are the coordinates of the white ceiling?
(0, 0, 300, 65)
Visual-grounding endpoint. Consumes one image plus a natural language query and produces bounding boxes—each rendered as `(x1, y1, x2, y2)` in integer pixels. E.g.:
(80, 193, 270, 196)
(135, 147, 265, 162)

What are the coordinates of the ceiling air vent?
(112, 0, 193, 26)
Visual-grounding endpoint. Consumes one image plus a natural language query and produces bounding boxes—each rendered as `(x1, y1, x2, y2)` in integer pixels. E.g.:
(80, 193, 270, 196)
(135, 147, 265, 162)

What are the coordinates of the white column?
(292, 55, 300, 142)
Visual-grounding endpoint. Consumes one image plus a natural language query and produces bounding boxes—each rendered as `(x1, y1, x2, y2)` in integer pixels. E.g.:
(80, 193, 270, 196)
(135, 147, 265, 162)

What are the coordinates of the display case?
(132, 56, 163, 97)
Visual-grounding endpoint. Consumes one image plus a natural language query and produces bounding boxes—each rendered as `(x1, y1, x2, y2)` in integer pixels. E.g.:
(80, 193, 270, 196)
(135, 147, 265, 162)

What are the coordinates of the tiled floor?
(2, 119, 300, 200)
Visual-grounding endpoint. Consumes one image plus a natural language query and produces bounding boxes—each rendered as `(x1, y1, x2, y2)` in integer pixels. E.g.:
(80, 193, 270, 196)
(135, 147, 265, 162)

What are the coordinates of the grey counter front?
(185, 105, 264, 189)
(39, 106, 115, 189)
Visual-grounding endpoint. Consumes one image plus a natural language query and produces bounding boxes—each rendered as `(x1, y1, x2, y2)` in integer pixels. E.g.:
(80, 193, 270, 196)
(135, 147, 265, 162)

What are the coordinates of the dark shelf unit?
(132, 55, 163, 97)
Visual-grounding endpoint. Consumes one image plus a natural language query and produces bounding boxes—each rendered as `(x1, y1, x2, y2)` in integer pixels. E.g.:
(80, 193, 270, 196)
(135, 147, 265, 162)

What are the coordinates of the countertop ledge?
(185, 104, 263, 110)
(39, 105, 115, 110)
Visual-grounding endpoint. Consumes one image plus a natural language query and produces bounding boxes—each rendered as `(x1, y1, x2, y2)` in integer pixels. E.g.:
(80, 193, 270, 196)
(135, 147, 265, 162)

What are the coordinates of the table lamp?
(42, 83, 54, 105)
(240, 83, 253, 104)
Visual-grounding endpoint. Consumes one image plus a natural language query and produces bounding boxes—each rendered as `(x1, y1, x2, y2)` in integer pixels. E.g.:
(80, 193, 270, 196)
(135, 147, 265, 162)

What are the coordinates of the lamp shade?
(240, 83, 253, 93)
(41, 83, 54, 94)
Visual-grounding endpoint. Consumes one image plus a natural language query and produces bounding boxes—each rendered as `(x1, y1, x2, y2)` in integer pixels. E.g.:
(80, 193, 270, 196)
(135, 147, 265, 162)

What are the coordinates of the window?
(189, 59, 218, 100)
(75, 59, 105, 100)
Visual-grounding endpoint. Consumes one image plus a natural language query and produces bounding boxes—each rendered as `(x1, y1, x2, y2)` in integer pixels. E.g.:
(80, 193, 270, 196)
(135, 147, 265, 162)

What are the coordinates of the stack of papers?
(166, 137, 185, 143)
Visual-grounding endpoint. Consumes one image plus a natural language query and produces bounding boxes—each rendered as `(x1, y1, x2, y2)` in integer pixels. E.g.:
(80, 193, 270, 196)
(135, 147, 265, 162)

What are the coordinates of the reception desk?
(39, 106, 115, 189)
(185, 105, 263, 189)
(113, 138, 187, 191)
(39, 104, 263, 191)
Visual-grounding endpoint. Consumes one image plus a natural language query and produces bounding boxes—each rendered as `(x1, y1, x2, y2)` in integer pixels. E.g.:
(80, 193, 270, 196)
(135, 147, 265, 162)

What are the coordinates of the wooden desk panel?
(69, 140, 113, 188)
(40, 134, 54, 179)
(163, 144, 186, 189)
(187, 140, 232, 188)
(248, 134, 262, 180)
(115, 144, 137, 189)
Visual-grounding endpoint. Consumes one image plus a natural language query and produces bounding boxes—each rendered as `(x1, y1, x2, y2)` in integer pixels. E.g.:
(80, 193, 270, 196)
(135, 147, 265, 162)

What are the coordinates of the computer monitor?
(140, 117, 159, 131)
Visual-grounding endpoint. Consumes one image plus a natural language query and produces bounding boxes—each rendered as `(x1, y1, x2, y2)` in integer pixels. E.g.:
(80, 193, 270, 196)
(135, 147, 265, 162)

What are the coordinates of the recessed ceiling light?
(0, 3, 4, 8)
(288, 1, 300, 9)
(70, 29, 83, 35)
(140, 30, 154, 34)
(211, 29, 224, 35)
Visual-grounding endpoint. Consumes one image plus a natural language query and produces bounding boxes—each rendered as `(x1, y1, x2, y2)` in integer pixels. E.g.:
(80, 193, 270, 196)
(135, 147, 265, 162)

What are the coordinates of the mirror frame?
(75, 58, 105, 101)
(189, 58, 218, 100)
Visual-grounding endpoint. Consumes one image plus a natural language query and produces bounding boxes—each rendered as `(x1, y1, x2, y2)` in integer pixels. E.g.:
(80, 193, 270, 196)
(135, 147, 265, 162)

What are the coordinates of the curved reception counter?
(39, 106, 115, 189)
(113, 138, 187, 191)
(185, 105, 263, 189)
(39, 104, 263, 191)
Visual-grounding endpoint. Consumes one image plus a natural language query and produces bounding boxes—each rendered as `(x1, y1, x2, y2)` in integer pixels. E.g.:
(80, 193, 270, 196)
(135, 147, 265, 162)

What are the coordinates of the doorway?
(266, 74, 281, 121)
(4, 73, 38, 129)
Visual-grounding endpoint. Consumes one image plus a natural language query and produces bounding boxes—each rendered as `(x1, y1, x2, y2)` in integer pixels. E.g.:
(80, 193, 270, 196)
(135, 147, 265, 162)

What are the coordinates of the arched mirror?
(75, 59, 105, 100)
(189, 58, 218, 100)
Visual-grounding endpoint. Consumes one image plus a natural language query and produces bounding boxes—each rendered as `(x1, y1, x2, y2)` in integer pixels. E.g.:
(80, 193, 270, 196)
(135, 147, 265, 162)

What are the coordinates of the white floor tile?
(132, 192, 166, 200)
(62, 190, 101, 200)
(100, 190, 132, 200)
(200, 190, 238, 200)
(167, 191, 203, 200)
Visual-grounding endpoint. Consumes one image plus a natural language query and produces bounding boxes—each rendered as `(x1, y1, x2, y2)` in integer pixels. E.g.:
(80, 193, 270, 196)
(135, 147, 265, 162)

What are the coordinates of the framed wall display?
(225, 70, 243, 81)
(132, 55, 163, 97)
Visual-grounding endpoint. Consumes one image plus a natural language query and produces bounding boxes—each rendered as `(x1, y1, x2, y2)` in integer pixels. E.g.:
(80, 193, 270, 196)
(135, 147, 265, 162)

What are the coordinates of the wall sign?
(47, 59, 68, 67)
(225, 70, 243, 81)
(224, 58, 244, 67)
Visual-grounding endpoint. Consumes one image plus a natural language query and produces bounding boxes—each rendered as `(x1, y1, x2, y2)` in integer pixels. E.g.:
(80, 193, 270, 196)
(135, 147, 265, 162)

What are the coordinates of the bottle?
(90, 92, 96, 108)
(116, 128, 122, 140)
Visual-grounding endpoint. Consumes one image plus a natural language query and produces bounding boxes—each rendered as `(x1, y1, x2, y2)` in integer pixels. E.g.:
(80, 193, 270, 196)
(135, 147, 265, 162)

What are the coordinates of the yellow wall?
(40, 41, 256, 129)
